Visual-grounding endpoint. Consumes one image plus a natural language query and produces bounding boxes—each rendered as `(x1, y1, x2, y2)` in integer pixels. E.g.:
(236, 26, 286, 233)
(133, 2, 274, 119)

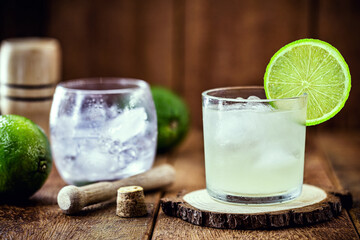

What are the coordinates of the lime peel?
(264, 38, 351, 126)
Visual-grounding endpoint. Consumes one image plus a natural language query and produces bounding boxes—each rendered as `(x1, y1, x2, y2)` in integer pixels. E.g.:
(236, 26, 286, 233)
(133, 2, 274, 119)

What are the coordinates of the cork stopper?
(116, 186, 147, 217)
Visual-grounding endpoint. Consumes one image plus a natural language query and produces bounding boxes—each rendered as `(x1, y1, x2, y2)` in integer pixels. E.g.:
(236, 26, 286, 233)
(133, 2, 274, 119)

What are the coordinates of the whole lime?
(0, 115, 52, 200)
(151, 86, 190, 153)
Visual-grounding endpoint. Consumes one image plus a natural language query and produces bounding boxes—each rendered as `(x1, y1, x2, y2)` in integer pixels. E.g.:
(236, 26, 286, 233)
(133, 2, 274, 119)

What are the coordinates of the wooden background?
(1, 0, 359, 130)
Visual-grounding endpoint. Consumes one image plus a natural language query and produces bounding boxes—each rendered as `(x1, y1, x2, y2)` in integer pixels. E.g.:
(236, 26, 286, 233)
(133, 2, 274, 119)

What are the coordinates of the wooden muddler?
(57, 164, 175, 215)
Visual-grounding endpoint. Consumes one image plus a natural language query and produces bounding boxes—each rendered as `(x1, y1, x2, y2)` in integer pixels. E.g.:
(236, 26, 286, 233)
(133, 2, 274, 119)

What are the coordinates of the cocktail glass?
(50, 78, 157, 185)
(202, 86, 307, 204)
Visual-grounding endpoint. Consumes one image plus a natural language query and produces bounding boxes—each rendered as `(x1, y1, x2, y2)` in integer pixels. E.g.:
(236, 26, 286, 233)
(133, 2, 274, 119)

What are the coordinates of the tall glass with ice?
(50, 78, 157, 185)
(202, 86, 307, 204)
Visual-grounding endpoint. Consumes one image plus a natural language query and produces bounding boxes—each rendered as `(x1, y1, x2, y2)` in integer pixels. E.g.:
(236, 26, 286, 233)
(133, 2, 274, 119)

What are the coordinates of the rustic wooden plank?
(135, 0, 174, 88)
(315, 130, 360, 236)
(47, 0, 174, 87)
(183, 0, 311, 128)
(0, 194, 160, 240)
(46, 0, 360, 131)
(172, 0, 185, 94)
(0, 156, 168, 239)
(151, 129, 359, 239)
(47, 0, 91, 80)
(316, 0, 360, 130)
(86, 0, 138, 78)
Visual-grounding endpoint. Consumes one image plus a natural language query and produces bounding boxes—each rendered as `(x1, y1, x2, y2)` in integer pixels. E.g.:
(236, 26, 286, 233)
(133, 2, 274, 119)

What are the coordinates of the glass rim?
(57, 77, 149, 94)
(202, 86, 307, 103)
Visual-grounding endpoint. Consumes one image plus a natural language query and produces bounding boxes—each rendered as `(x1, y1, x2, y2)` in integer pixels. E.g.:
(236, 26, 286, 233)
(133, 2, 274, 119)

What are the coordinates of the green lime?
(264, 39, 351, 126)
(0, 115, 52, 200)
(151, 86, 190, 152)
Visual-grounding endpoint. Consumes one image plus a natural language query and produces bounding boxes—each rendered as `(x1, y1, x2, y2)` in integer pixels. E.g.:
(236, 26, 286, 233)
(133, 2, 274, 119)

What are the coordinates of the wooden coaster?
(160, 184, 351, 229)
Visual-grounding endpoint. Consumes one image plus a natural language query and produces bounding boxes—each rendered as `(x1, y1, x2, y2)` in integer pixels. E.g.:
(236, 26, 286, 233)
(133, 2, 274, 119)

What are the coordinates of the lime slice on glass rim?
(264, 39, 351, 126)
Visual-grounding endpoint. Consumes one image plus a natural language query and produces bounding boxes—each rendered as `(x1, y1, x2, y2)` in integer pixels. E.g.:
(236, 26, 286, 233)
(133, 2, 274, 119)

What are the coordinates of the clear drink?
(202, 87, 307, 204)
(50, 78, 157, 185)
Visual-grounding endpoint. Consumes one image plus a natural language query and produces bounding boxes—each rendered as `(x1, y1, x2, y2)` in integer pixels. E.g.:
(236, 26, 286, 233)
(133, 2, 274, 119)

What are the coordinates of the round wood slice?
(160, 184, 351, 229)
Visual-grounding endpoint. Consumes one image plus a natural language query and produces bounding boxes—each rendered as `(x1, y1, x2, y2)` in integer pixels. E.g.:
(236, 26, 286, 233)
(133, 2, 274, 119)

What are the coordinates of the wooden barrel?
(0, 38, 61, 136)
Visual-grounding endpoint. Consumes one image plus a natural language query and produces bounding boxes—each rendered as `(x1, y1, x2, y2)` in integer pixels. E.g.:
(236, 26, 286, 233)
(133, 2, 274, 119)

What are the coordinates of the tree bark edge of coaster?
(160, 185, 349, 229)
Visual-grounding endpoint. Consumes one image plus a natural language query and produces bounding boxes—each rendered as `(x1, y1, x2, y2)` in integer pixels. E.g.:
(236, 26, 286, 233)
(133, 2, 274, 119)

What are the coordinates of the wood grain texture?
(315, 130, 360, 235)
(183, 0, 311, 128)
(0, 130, 359, 239)
(47, 0, 91, 79)
(160, 186, 343, 229)
(151, 130, 359, 239)
(47, 0, 174, 88)
(2, 0, 360, 130)
(0, 196, 159, 240)
(0, 157, 169, 240)
(316, 0, 360, 130)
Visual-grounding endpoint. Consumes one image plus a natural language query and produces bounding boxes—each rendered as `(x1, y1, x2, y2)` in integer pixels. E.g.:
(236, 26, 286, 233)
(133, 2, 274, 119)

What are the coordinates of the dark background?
(1, 0, 359, 130)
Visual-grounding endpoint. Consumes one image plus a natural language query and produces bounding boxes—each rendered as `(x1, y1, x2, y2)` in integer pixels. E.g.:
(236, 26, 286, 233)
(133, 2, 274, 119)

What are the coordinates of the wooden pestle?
(57, 164, 175, 215)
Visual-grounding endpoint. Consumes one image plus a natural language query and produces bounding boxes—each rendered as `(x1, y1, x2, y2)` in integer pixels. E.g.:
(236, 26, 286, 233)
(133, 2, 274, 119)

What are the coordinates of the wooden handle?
(57, 164, 175, 214)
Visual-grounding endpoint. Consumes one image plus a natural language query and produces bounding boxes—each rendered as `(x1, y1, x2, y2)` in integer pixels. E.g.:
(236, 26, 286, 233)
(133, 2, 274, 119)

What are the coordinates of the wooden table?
(1, 129, 359, 239)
